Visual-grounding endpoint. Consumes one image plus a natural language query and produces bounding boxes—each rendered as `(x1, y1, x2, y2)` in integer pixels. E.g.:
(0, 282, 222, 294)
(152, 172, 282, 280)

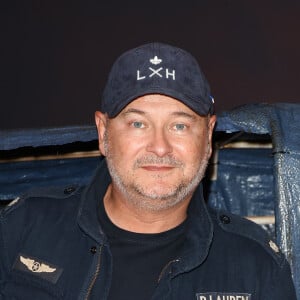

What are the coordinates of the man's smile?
(140, 165, 176, 171)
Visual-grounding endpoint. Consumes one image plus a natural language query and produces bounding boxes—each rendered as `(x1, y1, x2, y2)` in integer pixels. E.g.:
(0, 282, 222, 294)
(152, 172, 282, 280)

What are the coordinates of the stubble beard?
(103, 130, 210, 212)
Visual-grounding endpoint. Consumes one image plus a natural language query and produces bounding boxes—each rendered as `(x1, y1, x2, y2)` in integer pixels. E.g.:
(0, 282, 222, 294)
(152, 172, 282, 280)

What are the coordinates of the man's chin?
(133, 184, 183, 201)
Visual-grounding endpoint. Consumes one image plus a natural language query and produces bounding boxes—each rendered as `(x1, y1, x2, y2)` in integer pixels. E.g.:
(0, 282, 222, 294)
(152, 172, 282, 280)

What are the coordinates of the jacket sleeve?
(214, 209, 297, 299)
(264, 258, 297, 299)
(0, 210, 6, 297)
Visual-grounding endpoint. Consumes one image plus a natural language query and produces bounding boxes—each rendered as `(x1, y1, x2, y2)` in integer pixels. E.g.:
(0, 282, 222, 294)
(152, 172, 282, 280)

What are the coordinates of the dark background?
(1, 0, 300, 130)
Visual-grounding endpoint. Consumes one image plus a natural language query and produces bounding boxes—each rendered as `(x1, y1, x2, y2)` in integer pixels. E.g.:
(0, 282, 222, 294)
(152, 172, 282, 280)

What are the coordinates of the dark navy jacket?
(0, 160, 296, 299)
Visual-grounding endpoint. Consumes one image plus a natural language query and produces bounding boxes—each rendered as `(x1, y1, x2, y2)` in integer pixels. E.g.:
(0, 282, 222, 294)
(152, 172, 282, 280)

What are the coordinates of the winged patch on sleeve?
(20, 255, 57, 273)
(13, 253, 63, 284)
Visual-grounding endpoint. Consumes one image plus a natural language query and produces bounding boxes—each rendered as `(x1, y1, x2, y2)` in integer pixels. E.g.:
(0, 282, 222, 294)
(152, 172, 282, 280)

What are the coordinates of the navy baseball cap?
(101, 42, 215, 117)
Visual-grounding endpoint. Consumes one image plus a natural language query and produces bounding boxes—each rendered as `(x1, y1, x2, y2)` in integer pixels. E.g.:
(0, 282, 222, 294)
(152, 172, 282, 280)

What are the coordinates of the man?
(0, 43, 296, 299)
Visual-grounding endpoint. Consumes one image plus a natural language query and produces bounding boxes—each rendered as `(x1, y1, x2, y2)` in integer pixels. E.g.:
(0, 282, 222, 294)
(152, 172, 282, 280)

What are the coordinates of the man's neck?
(103, 184, 191, 234)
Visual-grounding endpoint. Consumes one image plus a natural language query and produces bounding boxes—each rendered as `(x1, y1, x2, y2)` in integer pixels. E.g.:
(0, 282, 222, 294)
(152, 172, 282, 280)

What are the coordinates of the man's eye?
(174, 124, 186, 131)
(132, 121, 144, 128)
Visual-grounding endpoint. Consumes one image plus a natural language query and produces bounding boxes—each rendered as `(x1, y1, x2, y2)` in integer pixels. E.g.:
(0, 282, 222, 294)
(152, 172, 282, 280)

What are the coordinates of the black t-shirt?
(98, 200, 186, 300)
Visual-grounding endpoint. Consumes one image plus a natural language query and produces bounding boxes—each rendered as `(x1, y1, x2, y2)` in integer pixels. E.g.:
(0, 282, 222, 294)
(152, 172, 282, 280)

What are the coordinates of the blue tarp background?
(214, 103, 300, 298)
(0, 103, 299, 298)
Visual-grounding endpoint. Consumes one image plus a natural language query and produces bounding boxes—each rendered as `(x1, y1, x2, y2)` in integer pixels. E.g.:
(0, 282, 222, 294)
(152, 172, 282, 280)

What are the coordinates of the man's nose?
(146, 128, 173, 157)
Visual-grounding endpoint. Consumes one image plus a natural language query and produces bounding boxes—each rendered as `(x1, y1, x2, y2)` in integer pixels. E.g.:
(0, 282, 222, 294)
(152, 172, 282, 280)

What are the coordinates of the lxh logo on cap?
(136, 55, 176, 81)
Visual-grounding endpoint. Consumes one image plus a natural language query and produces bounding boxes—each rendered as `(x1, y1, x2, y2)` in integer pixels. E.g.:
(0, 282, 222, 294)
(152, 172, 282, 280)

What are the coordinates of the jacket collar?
(77, 158, 111, 244)
(177, 183, 214, 272)
(77, 158, 213, 270)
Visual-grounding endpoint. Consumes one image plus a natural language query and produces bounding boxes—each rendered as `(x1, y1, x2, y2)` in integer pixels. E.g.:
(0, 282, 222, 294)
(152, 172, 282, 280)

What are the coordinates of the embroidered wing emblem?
(20, 256, 57, 273)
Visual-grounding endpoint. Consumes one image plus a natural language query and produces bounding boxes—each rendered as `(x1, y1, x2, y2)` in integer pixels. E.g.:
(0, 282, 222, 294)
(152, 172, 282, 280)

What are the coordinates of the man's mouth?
(141, 165, 175, 171)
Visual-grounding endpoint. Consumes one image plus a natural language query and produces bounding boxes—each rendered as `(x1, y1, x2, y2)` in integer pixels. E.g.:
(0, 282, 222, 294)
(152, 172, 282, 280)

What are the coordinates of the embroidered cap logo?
(137, 55, 176, 81)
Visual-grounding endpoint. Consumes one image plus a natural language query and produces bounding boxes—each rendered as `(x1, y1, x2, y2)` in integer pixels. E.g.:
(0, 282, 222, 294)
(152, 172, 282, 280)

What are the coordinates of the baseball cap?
(101, 42, 215, 117)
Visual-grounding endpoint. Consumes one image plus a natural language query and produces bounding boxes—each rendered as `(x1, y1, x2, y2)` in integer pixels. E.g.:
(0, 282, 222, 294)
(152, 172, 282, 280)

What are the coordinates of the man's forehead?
(119, 94, 200, 115)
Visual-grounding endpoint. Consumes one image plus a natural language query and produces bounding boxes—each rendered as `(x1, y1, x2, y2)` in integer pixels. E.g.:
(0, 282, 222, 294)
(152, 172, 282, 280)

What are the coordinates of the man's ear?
(95, 111, 108, 156)
(207, 114, 217, 157)
(208, 115, 217, 142)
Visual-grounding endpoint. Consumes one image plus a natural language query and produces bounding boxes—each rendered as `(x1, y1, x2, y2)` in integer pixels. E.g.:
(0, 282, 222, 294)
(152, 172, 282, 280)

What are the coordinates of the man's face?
(95, 94, 216, 212)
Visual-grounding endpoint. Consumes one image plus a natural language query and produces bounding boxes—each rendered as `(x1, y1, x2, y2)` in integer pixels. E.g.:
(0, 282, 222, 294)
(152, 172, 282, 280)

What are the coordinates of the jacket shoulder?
(209, 208, 285, 266)
(1, 184, 84, 216)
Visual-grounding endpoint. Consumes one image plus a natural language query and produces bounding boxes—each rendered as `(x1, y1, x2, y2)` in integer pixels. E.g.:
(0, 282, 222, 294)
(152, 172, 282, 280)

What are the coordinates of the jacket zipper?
(85, 245, 103, 300)
(157, 258, 180, 283)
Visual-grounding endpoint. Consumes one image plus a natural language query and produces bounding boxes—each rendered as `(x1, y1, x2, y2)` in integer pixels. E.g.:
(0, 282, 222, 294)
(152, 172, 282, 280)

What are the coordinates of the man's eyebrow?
(171, 111, 197, 120)
(121, 108, 146, 116)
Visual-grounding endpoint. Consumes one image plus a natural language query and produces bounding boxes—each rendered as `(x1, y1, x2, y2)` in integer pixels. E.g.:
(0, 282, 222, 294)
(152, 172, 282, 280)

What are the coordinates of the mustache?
(134, 155, 184, 168)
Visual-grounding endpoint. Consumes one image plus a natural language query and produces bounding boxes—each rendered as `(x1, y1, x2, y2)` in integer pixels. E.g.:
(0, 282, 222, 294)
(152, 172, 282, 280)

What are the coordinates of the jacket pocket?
(2, 272, 64, 300)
